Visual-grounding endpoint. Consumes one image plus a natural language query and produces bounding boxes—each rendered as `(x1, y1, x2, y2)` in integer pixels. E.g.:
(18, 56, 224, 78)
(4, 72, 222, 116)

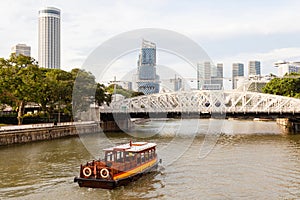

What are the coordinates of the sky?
(1, 0, 300, 86)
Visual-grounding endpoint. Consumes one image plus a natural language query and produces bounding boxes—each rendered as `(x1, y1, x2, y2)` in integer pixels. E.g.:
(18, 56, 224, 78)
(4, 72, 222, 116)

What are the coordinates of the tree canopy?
(262, 73, 300, 98)
(0, 54, 112, 124)
(0, 54, 41, 124)
(105, 84, 144, 98)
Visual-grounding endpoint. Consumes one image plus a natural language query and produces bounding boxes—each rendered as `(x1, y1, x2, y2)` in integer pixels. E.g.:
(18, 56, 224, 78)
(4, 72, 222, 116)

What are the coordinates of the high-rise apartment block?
(232, 63, 244, 89)
(197, 62, 223, 90)
(211, 63, 224, 89)
(170, 75, 183, 91)
(136, 40, 160, 94)
(248, 61, 261, 76)
(11, 44, 31, 57)
(274, 61, 300, 77)
(38, 7, 61, 69)
(196, 63, 204, 90)
(197, 62, 211, 90)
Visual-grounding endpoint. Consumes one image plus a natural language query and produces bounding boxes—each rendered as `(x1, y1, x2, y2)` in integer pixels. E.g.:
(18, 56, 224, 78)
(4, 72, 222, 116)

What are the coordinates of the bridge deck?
(100, 112, 300, 121)
(99, 91, 300, 120)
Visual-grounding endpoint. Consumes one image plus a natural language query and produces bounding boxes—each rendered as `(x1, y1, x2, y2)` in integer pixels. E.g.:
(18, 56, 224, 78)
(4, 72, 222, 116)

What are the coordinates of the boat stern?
(74, 176, 117, 189)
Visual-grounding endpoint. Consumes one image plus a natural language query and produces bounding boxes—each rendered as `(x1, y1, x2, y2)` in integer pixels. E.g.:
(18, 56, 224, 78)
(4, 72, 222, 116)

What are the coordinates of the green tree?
(131, 91, 144, 97)
(38, 68, 74, 119)
(0, 54, 139, 124)
(105, 84, 144, 98)
(263, 73, 300, 98)
(95, 83, 111, 106)
(0, 54, 41, 124)
(72, 69, 97, 113)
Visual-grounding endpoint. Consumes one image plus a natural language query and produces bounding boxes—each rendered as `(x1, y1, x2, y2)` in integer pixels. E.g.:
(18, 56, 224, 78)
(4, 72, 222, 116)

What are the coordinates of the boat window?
(129, 152, 134, 157)
(137, 153, 141, 164)
(125, 152, 134, 162)
(141, 152, 145, 163)
(124, 152, 128, 162)
(145, 151, 149, 161)
(149, 149, 153, 159)
(116, 151, 124, 163)
(106, 151, 114, 162)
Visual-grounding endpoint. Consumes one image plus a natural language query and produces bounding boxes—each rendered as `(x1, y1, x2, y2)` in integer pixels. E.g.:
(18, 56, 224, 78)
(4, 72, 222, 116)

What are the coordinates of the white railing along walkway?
(0, 121, 96, 132)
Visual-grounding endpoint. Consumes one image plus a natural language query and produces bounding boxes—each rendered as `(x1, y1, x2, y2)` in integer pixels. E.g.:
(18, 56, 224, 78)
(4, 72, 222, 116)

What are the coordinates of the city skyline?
(1, 1, 300, 78)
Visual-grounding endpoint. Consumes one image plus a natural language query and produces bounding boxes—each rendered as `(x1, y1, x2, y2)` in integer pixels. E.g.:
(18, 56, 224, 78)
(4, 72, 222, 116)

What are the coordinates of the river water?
(1, 119, 300, 199)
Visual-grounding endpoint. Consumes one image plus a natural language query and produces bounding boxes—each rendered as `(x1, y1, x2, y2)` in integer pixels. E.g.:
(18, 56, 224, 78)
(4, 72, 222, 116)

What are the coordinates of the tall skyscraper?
(232, 63, 244, 89)
(248, 61, 261, 76)
(197, 62, 211, 90)
(136, 40, 160, 94)
(11, 44, 31, 57)
(38, 7, 61, 69)
(196, 63, 204, 90)
(197, 62, 222, 90)
(211, 63, 224, 89)
(170, 75, 183, 91)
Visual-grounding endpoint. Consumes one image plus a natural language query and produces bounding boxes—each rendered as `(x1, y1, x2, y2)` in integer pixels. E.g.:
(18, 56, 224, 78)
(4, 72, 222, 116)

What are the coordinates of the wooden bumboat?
(74, 141, 159, 189)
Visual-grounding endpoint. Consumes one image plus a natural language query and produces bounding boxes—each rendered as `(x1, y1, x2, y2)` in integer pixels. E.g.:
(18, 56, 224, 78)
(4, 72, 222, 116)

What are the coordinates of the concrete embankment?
(0, 123, 101, 146)
(276, 118, 300, 134)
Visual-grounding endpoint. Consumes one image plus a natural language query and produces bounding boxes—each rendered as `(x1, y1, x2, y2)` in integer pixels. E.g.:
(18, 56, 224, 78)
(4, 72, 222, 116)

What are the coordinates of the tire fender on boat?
(100, 168, 109, 179)
(83, 167, 92, 177)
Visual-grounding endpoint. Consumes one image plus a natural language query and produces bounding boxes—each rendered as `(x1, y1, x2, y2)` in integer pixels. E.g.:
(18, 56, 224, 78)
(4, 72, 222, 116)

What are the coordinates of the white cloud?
(1, 0, 300, 72)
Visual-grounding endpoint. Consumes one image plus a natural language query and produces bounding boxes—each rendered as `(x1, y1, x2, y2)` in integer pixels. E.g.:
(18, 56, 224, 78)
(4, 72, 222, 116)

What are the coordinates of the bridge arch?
(105, 91, 300, 116)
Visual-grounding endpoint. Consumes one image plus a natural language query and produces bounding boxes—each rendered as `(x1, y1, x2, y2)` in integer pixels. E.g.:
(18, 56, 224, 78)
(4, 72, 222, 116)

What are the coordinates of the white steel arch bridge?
(103, 91, 300, 117)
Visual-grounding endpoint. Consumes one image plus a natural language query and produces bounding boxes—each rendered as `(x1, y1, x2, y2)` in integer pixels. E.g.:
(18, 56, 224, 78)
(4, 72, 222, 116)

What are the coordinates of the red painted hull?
(74, 161, 158, 189)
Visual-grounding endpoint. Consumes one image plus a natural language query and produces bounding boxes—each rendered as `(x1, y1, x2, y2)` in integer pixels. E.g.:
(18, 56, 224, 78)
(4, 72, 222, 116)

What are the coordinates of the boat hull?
(74, 161, 158, 189)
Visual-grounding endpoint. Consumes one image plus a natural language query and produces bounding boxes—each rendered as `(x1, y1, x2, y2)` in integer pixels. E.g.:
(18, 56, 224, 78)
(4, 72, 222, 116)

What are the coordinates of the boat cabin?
(103, 141, 157, 173)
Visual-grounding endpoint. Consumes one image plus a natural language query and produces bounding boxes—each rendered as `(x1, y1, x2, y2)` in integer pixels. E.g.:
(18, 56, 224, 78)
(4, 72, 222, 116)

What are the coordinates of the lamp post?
(58, 96, 61, 123)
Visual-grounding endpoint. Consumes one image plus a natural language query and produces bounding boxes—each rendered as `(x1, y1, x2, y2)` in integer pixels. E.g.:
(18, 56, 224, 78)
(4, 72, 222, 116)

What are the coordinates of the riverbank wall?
(0, 119, 132, 146)
(276, 118, 300, 134)
(0, 123, 102, 146)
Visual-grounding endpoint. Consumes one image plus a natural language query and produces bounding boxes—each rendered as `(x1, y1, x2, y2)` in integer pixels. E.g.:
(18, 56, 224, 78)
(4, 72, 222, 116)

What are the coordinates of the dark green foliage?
(0, 54, 139, 124)
(0, 54, 41, 124)
(105, 84, 144, 98)
(72, 69, 97, 113)
(262, 73, 300, 98)
(0, 54, 110, 124)
(95, 83, 111, 106)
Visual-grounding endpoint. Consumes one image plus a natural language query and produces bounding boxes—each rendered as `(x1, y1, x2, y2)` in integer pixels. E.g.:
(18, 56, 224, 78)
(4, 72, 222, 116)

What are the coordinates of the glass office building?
(232, 63, 244, 89)
(136, 40, 160, 94)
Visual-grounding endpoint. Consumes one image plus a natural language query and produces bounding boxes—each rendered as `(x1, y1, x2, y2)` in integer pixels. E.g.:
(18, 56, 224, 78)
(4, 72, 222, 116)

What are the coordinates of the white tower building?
(38, 7, 61, 69)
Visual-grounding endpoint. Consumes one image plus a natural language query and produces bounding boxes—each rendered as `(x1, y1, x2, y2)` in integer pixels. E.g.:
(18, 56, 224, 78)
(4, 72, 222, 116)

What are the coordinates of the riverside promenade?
(0, 121, 101, 146)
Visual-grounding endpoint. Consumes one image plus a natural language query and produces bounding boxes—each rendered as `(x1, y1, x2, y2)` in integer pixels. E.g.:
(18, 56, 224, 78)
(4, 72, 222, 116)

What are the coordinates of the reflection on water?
(1, 119, 300, 199)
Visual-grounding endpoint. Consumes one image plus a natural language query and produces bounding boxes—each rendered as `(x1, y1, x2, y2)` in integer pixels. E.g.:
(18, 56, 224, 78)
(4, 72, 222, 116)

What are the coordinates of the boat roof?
(103, 142, 156, 153)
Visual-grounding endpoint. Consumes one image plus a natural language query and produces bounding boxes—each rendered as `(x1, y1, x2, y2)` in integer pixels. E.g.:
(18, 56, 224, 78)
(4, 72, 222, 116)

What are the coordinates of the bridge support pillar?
(276, 118, 300, 134)
(100, 113, 132, 132)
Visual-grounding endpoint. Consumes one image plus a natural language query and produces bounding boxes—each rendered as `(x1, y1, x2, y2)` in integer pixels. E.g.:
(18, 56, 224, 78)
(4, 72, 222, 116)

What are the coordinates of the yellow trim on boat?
(113, 158, 157, 180)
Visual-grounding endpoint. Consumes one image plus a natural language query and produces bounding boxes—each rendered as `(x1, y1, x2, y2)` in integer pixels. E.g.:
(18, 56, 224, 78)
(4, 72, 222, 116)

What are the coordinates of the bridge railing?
(99, 90, 300, 114)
